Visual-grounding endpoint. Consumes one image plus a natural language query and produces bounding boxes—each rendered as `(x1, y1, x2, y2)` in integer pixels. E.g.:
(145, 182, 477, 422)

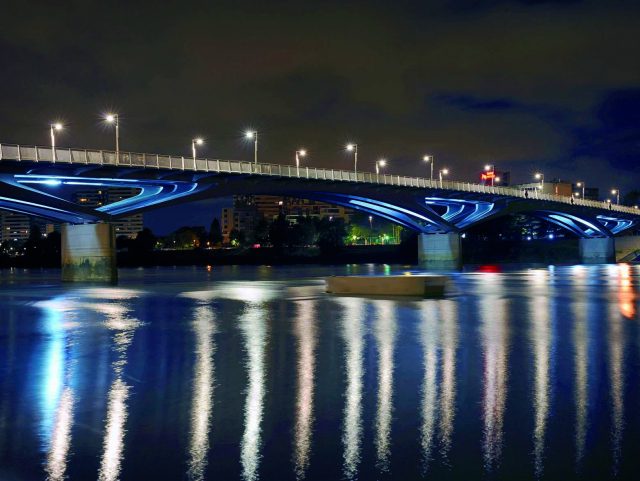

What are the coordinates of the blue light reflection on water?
(0, 264, 639, 480)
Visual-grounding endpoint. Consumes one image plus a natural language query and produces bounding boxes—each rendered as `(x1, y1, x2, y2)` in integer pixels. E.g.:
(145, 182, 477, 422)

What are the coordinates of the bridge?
(1, 143, 639, 281)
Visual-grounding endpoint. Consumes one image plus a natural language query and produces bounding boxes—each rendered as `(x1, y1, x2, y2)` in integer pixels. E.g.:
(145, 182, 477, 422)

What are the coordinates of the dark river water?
(1, 264, 639, 481)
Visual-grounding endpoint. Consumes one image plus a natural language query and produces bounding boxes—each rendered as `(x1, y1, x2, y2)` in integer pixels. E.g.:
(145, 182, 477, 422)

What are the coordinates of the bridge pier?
(579, 237, 615, 264)
(418, 233, 462, 270)
(61, 223, 118, 283)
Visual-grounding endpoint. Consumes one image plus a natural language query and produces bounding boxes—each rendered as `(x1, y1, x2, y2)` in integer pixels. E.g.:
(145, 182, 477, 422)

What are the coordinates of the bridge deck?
(1, 143, 637, 216)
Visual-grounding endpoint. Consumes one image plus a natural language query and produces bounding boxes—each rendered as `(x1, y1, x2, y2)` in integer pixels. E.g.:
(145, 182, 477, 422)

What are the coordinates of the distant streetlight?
(246, 130, 258, 164)
(439, 168, 449, 187)
(346, 143, 358, 174)
(534, 172, 544, 190)
(495, 176, 501, 183)
(576, 181, 585, 199)
(192, 138, 204, 163)
(375, 158, 386, 176)
(611, 189, 620, 205)
(369, 215, 373, 230)
(105, 113, 120, 163)
(423, 155, 434, 181)
(50, 123, 63, 162)
(295, 149, 307, 176)
(484, 163, 495, 186)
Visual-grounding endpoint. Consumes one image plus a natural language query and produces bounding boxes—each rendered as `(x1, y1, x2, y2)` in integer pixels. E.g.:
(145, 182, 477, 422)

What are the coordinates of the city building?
(0, 211, 31, 243)
(72, 188, 143, 238)
(514, 180, 573, 197)
(480, 169, 510, 186)
(220, 195, 352, 244)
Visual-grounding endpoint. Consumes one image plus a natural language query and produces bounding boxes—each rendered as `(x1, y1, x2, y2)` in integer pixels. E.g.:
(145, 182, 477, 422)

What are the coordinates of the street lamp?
(534, 172, 544, 190)
(423, 155, 434, 181)
(576, 181, 585, 199)
(246, 130, 258, 164)
(50, 123, 63, 162)
(105, 113, 120, 163)
(192, 138, 204, 163)
(611, 189, 620, 205)
(375, 158, 386, 176)
(295, 149, 306, 176)
(439, 168, 449, 187)
(346, 143, 358, 174)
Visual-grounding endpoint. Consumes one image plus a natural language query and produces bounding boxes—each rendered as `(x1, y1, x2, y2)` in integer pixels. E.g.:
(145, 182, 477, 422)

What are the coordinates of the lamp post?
(534, 172, 544, 190)
(246, 130, 258, 164)
(484, 164, 495, 186)
(192, 138, 204, 163)
(439, 168, 449, 187)
(576, 181, 585, 199)
(423, 155, 434, 181)
(50, 123, 63, 162)
(105, 114, 120, 163)
(611, 189, 620, 205)
(295, 149, 306, 177)
(375, 158, 386, 176)
(346, 143, 358, 174)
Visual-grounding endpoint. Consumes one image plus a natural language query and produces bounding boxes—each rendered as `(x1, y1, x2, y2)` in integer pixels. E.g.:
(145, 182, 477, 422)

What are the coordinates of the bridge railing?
(1, 143, 638, 215)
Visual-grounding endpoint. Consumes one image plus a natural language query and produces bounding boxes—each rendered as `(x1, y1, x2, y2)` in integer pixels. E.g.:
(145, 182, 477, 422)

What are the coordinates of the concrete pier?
(61, 223, 118, 283)
(579, 237, 615, 264)
(614, 235, 640, 262)
(418, 233, 462, 270)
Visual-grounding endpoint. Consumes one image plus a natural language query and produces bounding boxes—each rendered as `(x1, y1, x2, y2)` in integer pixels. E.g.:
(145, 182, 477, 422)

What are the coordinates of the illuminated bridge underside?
(0, 164, 638, 239)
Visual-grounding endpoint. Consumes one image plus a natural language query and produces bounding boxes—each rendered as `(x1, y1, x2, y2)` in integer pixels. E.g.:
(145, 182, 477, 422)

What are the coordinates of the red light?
(477, 264, 501, 273)
(252, 243, 261, 249)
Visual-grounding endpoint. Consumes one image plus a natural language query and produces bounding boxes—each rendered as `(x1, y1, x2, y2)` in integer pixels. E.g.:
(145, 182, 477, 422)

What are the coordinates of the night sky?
(1, 0, 639, 234)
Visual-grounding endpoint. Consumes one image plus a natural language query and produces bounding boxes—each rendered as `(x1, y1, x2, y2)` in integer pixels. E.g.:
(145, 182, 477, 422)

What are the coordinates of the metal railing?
(1, 143, 638, 215)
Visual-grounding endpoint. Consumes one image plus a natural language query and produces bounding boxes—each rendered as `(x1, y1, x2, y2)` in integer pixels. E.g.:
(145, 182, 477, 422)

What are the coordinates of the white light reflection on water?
(95, 290, 142, 481)
(438, 300, 457, 462)
(608, 268, 625, 477)
(188, 302, 216, 481)
(373, 300, 397, 473)
(479, 273, 508, 472)
(529, 269, 552, 479)
(571, 266, 589, 471)
(293, 300, 317, 480)
(34, 297, 78, 481)
(239, 289, 271, 481)
(419, 301, 439, 472)
(340, 297, 366, 481)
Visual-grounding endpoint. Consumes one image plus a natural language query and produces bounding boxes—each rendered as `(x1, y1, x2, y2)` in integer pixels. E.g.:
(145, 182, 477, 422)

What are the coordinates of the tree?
(134, 228, 156, 252)
(209, 218, 223, 246)
(269, 214, 289, 249)
(254, 218, 270, 245)
(229, 228, 245, 247)
(317, 217, 346, 253)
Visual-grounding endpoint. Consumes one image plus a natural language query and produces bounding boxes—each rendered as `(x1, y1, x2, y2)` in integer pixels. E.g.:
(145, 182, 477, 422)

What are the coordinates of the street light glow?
(105, 114, 116, 123)
(611, 189, 617, 194)
(53, 123, 63, 130)
(245, 131, 255, 139)
(346, 144, 355, 151)
(535, 173, 542, 179)
(495, 176, 501, 183)
(298, 149, 306, 157)
(441, 168, 449, 175)
(423, 155, 432, 162)
(378, 159, 386, 167)
(484, 164, 492, 171)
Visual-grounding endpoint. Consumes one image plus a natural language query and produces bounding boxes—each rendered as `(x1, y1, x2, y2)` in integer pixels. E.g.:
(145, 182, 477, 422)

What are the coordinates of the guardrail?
(1, 143, 638, 215)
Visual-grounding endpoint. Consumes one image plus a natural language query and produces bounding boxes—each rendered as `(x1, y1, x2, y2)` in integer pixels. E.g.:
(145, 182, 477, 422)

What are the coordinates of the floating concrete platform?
(326, 275, 448, 297)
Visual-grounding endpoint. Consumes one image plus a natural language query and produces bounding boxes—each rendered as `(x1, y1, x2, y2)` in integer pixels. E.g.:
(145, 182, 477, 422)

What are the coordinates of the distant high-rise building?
(72, 188, 143, 239)
(219, 195, 352, 244)
(0, 211, 30, 243)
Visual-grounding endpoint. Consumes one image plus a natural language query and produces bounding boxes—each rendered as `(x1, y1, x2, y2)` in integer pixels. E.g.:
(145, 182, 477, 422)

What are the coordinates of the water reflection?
(608, 289, 624, 476)
(187, 297, 217, 481)
(529, 270, 553, 478)
(239, 289, 270, 481)
(373, 300, 396, 472)
(293, 300, 317, 480)
(438, 301, 457, 462)
(340, 297, 366, 480)
(479, 274, 509, 472)
(35, 298, 77, 481)
(94, 291, 142, 481)
(616, 264, 636, 319)
(571, 268, 589, 471)
(419, 302, 439, 471)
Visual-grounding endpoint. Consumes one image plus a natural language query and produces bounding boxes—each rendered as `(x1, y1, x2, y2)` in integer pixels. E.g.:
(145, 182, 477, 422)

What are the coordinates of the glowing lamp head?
(441, 168, 449, 175)
(495, 177, 501, 183)
(378, 159, 386, 167)
(606, 198, 611, 203)
(105, 114, 116, 123)
(53, 123, 63, 130)
(245, 131, 255, 139)
(576, 182, 582, 187)
(194, 138, 204, 145)
(298, 149, 306, 157)
(423, 155, 432, 162)
(346, 144, 355, 151)
(611, 189, 617, 194)
(535, 173, 542, 179)
(484, 164, 492, 171)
